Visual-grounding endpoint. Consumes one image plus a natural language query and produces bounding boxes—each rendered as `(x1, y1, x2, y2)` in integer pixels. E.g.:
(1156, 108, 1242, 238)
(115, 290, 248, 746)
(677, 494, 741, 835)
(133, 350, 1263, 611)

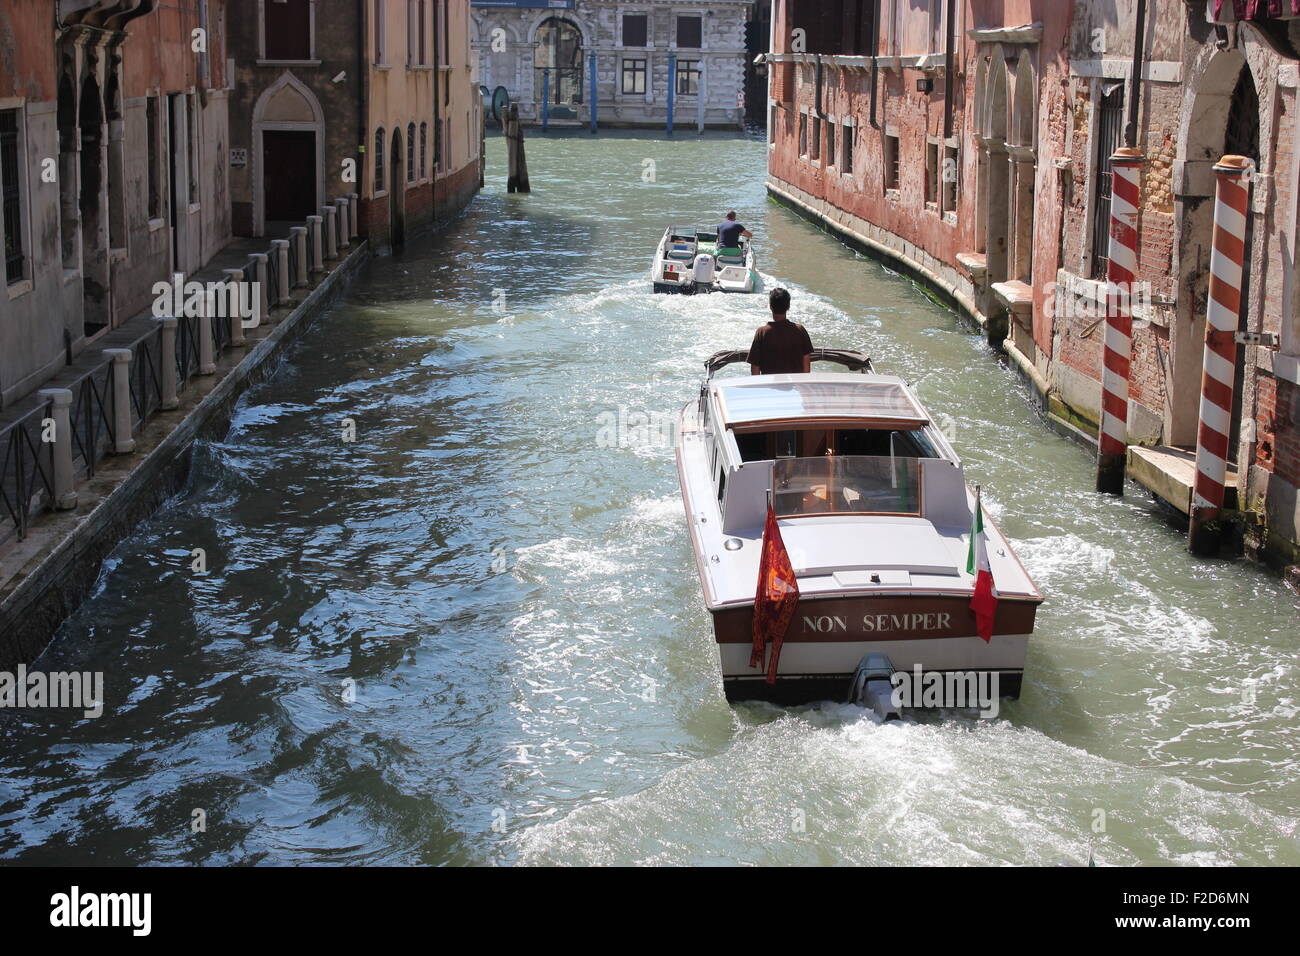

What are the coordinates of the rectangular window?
(942, 144, 958, 216)
(375, 127, 385, 192)
(146, 96, 160, 219)
(677, 60, 700, 95)
(419, 0, 427, 64)
(769, 105, 777, 144)
(826, 122, 836, 168)
(925, 140, 939, 207)
(622, 13, 647, 47)
(676, 15, 702, 49)
(408, 0, 417, 65)
(407, 124, 415, 182)
(374, 0, 384, 63)
(187, 94, 199, 205)
(420, 122, 427, 177)
(622, 58, 647, 95)
(843, 122, 853, 173)
(265, 0, 311, 61)
(884, 133, 900, 192)
(1092, 84, 1126, 279)
(811, 115, 821, 161)
(798, 112, 807, 156)
(0, 109, 25, 284)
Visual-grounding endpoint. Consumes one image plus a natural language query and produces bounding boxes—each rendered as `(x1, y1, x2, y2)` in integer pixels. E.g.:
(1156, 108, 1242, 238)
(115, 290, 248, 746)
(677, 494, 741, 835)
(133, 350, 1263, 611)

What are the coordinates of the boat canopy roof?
(714, 375, 930, 431)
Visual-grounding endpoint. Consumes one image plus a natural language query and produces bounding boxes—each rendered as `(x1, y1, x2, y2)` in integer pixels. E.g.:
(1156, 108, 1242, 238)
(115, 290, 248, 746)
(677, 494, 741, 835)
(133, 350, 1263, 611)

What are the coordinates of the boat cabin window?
(772, 455, 923, 518)
(734, 427, 938, 463)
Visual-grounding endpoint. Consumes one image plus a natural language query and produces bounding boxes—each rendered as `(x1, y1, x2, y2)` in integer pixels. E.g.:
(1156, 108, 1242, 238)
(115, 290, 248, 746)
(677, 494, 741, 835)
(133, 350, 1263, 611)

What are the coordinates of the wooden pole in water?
(506, 104, 530, 194)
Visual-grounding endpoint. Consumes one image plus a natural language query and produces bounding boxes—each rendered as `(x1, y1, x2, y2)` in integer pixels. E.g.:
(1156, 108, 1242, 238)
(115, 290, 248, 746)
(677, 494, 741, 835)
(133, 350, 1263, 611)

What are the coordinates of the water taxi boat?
(674, 349, 1043, 706)
(652, 225, 757, 294)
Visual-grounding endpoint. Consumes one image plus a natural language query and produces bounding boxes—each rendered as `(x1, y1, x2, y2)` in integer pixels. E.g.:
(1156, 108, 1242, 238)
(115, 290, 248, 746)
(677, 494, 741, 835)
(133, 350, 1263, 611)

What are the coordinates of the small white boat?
(652, 225, 757, 294)
(675, 349, 1043, 707)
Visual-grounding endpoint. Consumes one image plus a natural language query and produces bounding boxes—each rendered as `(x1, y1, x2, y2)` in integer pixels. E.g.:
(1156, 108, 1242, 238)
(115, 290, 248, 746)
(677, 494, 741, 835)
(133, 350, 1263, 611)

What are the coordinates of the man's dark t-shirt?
(718, 220, 745, 248)
(749, 319, 813, 375)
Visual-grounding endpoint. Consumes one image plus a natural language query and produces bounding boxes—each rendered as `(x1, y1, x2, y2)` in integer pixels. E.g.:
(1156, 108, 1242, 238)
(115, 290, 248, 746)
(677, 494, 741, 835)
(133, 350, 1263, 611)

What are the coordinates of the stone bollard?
(38, 388, 77, 510)
(290, 226, 309, 287)
(335, 198, 350, 249)
(158, 316, 179, 410)
(308, 215, 324, 273)
(223, 269, 247, 346)
(251, 253, 269, 325)
(199, 289, 216, 375)
(349, 193, 359, 240)
(321, 205, 338, 260)
(102, 348, 136, 454)
(272, 239, 291, 303)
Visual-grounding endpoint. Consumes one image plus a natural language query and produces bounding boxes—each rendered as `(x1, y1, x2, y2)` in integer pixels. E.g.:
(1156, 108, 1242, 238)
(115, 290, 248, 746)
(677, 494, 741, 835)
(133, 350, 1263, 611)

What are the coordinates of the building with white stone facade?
(472, 1, 758, 128)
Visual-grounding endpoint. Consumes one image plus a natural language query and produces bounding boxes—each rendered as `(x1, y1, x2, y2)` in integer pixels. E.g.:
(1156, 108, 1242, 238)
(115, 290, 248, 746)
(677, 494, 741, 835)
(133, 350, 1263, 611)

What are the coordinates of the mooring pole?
(588, 51, 598, 133)
(506, 103, 530, 193)
(542, 68, 550, 133)
(697, 61, 706, 134)
(1095, 146, 1144, 495)
(1189, 154, 1252, 556)
(667, 52, 676, 137)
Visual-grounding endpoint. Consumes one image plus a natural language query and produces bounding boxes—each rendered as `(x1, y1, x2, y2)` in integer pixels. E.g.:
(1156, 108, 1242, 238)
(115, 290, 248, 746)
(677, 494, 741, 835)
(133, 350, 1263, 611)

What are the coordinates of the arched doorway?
(252, 72, 324, 236)
(1009, 55, 1037, 285)
(982, 56, 1010, 286)
(389, 126, 405, 251)
(78, 72, 108, 337)
(1170, 52, 1258, 447)
(57, 69, 77, 269)
(534, 17, 583, 118)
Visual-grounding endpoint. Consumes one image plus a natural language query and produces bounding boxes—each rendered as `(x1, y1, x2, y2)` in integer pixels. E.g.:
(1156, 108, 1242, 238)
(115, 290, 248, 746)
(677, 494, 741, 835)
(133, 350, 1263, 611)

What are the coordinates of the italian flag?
(966, 486, 998, 643)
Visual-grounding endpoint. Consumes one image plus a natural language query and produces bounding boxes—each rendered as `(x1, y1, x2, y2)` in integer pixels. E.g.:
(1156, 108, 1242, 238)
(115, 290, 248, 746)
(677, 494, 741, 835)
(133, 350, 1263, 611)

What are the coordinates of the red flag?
(752, 503, 801, 684)
(966, 487, 998, 643)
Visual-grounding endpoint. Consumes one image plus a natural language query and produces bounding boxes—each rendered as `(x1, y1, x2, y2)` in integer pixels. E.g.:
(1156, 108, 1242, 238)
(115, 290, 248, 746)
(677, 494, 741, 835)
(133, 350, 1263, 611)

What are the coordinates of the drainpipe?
(942, 0, 955, 139)
(432, 0, 441, 224)
(1124, 0, 1147, 147)
(869, 0, 880, 129)
(358, 0, 367, 237)
(814, 54, 823, 117)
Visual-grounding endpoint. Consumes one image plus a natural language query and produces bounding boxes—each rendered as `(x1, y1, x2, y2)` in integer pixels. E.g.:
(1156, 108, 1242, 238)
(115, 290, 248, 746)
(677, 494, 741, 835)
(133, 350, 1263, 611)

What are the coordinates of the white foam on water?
(512, 708, 1300, 867)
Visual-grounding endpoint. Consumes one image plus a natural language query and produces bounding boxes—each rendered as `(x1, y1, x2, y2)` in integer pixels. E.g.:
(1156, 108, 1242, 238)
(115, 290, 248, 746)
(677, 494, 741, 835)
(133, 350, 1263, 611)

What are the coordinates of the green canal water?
(1, 132, 1296, 865)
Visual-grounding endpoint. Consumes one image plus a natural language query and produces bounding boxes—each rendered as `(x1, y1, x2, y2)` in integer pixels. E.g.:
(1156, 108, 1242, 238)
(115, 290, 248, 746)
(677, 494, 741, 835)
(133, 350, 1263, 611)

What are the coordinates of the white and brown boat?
(675, 349, 1043, 705)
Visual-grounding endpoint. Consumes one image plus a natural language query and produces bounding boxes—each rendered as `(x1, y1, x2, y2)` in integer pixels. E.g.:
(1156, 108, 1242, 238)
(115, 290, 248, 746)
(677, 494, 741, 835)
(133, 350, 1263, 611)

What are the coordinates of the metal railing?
(129, 323, 164, 428)
(67, 360, 117, 479)
(0, 399, 53, 540)
(0, 195, 357, 543)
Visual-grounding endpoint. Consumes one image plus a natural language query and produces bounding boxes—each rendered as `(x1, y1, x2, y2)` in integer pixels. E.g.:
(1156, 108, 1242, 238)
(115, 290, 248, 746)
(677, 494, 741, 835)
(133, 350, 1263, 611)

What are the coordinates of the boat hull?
(713, 592, 1035, 705)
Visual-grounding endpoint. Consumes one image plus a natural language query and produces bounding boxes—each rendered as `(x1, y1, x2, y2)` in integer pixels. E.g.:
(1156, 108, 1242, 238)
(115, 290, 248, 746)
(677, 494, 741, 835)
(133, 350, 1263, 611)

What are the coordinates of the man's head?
(769, 287, 791, 318)
(725, 211, 737, 221)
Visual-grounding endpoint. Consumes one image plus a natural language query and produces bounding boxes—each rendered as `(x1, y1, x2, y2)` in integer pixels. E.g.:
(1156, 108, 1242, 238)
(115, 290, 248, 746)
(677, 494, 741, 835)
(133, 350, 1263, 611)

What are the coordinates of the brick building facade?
(472, 0, 756, 129)
(0, 0, 231, 409)
(229, 1, 483, 251)
(765, 0, 1300, 569)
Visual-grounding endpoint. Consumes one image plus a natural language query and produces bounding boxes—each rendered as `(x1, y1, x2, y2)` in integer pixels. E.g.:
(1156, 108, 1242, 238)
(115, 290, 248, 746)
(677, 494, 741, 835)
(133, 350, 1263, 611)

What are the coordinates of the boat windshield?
(772, 455, 922, 518)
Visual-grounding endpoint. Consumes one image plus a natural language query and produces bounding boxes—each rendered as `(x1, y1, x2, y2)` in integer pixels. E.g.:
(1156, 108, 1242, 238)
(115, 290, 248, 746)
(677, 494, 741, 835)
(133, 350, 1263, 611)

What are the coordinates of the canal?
(0, 131, 1296, 865)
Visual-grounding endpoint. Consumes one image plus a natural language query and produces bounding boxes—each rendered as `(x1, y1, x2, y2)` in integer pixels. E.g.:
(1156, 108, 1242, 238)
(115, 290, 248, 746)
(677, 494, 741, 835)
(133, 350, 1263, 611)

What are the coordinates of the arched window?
(419, 122, 427, 178)
(407, 122, 415, 182)
(534, 17, 583, 112)
(375, 127, 385, 192)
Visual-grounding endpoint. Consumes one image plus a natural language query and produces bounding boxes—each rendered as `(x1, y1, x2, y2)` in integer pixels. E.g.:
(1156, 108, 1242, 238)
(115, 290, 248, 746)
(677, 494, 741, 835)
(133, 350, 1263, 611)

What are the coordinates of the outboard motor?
(692, 253, 715, 289)
(849, 653, 902, 721)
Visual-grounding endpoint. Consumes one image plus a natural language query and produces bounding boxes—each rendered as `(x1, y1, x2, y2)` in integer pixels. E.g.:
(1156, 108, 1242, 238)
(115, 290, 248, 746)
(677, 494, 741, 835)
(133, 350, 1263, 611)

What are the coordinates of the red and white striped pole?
(1189, 154, 1252, 556)
(1095, 147, 1144, 494)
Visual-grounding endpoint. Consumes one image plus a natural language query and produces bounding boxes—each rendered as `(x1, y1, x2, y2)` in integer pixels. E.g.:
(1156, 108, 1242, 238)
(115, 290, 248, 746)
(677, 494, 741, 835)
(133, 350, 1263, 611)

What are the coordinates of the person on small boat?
(749, 287, 813, 375)
(716, 211, 752, 254)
